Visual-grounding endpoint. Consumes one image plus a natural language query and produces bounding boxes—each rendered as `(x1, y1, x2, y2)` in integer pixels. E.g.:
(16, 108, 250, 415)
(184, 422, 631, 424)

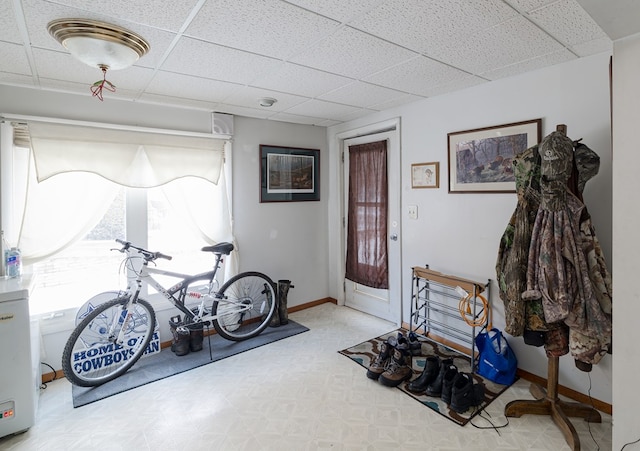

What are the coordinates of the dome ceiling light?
(258, 97, 277, 107)
(47, 18, 150, 101)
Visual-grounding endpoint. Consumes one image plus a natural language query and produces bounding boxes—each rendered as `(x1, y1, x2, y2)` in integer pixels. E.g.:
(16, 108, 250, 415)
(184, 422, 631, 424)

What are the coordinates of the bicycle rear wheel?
(212, 272, 276, 341)
(61, 297, 156, 387)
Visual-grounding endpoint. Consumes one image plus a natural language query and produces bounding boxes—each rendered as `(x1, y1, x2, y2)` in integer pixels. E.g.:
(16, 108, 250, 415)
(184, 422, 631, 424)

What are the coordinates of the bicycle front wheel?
(213, 272, 276, 341)
(61, 297, 156, 387)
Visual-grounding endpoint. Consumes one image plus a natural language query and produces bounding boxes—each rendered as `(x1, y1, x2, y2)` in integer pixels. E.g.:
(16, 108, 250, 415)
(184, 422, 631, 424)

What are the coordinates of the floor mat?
(338, 329, 516, 426)
(72, 320, 309, 408)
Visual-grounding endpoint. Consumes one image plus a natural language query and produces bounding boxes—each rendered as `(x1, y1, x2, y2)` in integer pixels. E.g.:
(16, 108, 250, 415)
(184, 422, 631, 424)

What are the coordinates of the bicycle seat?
(202, 242, 234, 255)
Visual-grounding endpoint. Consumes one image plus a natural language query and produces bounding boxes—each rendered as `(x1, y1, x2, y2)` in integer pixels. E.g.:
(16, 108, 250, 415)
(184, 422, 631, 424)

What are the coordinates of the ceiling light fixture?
(258, 97, 277, 107)
(47, 18, 150, 101)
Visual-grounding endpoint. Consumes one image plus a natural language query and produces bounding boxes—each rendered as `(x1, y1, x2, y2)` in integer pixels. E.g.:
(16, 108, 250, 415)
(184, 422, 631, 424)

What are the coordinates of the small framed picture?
(411, 162, 439, 189)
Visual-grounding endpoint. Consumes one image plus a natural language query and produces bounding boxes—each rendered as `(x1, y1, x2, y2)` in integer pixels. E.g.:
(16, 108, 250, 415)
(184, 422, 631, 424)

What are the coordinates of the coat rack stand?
(503, 124, 601, 451)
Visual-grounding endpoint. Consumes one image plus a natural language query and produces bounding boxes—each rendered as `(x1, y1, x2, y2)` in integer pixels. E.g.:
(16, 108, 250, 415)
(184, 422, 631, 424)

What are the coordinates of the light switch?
(408, 205, 418, 219)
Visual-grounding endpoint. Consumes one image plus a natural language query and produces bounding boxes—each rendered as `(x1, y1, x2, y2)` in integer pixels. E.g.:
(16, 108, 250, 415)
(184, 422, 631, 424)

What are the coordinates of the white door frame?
(334, 118, 402, 326)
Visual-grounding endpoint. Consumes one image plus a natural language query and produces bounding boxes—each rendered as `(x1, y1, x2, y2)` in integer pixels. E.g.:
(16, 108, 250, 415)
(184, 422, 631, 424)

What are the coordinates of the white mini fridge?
(0, 275, 39, 438)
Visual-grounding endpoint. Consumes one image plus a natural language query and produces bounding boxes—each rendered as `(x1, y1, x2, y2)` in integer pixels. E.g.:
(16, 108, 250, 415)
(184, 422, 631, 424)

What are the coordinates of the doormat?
(338, 329, 516, 426)
(72, 320, 309, 408)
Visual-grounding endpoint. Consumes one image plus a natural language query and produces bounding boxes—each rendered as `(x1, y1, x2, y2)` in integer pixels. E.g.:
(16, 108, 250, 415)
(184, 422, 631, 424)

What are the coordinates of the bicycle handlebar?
(114, 239, 173, 261)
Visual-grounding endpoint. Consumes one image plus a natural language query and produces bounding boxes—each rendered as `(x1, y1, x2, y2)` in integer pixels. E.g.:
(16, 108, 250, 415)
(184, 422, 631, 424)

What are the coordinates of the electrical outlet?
(408, 205, 418, 219)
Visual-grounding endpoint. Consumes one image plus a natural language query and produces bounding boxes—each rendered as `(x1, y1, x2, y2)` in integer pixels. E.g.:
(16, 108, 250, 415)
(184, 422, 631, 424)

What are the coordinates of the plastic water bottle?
(6, 247, 22, 278)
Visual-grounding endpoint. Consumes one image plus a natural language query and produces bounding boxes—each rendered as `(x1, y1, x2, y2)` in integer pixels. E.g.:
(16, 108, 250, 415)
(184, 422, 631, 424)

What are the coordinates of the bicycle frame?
(114, 250, 250, 345)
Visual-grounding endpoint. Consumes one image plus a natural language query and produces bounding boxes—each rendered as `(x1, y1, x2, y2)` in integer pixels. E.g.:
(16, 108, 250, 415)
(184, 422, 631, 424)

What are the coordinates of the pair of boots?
(269, 280, 293, 327)
(169, 315, 203, 356)
(406, 356, 485, 412)
(366, 333, 415, 387)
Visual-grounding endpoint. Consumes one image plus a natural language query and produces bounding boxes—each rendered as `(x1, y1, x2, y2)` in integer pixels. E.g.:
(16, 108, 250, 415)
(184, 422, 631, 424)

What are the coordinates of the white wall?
(328, 52, 613, 405)
(231, 116, 328, 306)
(611, 33, 640, 451)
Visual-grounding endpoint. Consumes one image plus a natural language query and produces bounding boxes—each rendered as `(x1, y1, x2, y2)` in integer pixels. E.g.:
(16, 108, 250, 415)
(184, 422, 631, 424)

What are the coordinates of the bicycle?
(61, 239, 277, 387)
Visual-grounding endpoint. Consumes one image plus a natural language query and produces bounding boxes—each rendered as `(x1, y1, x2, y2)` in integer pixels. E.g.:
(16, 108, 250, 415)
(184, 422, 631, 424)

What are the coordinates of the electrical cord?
(40, 362, 59, 389)
(458, 292, 491, 329)
(469, 406, 510, 435)
(622, 438, 640, 450)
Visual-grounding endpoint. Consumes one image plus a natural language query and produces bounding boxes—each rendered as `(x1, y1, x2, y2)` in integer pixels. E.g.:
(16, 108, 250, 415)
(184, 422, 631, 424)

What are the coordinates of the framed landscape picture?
(447, 119, 541, 193)
(260, 145, 320, 202)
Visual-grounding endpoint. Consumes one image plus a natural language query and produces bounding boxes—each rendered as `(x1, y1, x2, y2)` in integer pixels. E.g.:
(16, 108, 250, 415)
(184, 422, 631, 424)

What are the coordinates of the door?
(343, 130, 400, 324)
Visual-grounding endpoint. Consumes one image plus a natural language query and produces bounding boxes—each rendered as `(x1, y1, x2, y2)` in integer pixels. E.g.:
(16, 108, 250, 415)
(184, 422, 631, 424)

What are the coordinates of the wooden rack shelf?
(409, 266, 490, 367)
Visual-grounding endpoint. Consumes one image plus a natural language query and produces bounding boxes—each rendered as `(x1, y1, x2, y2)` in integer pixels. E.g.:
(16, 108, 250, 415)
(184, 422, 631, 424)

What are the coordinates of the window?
(29, 184, 216, 315)
(1, 117, 234, 316)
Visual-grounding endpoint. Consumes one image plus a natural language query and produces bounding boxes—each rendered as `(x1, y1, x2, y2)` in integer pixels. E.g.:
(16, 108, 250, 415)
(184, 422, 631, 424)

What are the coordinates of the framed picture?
(411, 162, 439, 188)
(260, 145, 320, 202)
(447, 118, 541, 193)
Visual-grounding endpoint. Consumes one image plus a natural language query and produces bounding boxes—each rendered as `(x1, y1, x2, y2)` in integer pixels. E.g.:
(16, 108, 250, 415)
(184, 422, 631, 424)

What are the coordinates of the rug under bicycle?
(71, 320, 309, 408)
(338, 329, 516, 426)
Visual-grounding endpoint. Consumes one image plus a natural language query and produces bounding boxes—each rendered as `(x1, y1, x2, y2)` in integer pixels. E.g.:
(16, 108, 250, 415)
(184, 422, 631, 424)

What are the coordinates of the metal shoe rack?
(409, 266, 490, 367)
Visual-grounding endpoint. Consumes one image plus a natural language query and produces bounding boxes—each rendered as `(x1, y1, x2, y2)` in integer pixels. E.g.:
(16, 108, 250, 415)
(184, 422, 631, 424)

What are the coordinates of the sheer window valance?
(26, 121, 226, 188)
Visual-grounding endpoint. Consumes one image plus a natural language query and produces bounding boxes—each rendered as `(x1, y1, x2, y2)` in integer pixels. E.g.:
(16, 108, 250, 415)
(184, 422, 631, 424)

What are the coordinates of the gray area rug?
(72, 320, 309, 407)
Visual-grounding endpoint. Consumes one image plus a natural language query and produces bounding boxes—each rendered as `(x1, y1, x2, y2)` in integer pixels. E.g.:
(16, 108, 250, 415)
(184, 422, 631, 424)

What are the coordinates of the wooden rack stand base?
(504, 356, 601, 450)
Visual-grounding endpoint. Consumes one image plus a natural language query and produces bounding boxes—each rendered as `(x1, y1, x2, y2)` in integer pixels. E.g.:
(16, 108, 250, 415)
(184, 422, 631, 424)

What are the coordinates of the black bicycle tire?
(61, 297, 156, 387)
(212, 271, 276, 341)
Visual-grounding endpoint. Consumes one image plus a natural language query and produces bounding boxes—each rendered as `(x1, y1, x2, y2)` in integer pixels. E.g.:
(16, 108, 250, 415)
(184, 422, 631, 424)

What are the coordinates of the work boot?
(188, 322, 204, 352)
(269, 281, 280, 327)
(406, 356, 440, 394)
(440, 365, 459, 404)
(169, 315, 190, 356)
(425, 358, 454, 397)
(450, 372, 485, 413)
(407, 331, 423, 355)
(379, 338, 412, 387)
(366, 340, 393, 380)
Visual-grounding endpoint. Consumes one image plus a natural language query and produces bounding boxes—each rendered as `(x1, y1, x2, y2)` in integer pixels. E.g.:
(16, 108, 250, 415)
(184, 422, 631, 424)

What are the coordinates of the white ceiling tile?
(161, 37, 284, 85)
(0, 73, 35, 86)
(364, 56, 471, 97)
(267, 112, 327, 126)
(480, 48, 576, 80)
(285, 0, 385, 23)
(146, 72, 243, 103)
(431, 16, 565, 74)
(213, 103, 273, 120)
(369, 93, 424, 111)
(528, 0, 609, 46)
(48, 0, 199, 31)
(504, 0, 560, 13)
(351, 0, 519, 56)
(336, 107, 378, 123)
(36, 77, 140, 101)
(423, 75, 487, 98)
(289, 26, 417, 79)
(185, 0, 340, 60)
(252, 63, 353, 98)
(570, 37, 613, 57)
(0, 0, 23, 43)
(33, 48, 155, 91)
(0, 42, 31, 76)
(318, 81, 409, 109)
(138, 92, 219, 111)
(284, 98, 363, 119)
(223, 86, 310, 111)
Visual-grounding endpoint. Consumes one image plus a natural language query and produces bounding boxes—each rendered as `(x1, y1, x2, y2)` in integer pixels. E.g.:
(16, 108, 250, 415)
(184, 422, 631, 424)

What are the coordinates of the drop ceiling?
(0, 0, 616, 127)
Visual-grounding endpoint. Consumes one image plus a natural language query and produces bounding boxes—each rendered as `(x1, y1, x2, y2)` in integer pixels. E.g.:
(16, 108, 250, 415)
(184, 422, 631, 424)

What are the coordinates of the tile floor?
(0, 303, 612, 450)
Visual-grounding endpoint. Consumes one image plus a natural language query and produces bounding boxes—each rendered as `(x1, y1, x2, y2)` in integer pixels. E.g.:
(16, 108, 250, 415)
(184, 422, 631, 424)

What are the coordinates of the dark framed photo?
(260, 145, 320, 202)
(447, 119, 542, 193)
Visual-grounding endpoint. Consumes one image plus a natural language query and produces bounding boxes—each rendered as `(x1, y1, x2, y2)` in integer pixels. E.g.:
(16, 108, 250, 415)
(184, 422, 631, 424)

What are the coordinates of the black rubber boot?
(277, 280, 293, 325)
(169, 315, 190, 356)
(440, 365, 459, 404)
(269, 281, 280, 327)
(406, 356, 440, 394)
(188, 322, 204, 352)
(450, 372, 485, 413)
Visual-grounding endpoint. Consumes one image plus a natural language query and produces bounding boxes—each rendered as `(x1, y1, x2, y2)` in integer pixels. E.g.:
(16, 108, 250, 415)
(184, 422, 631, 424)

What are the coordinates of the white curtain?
(9, 120, 234, 272)
(28, 121, 225, 187)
